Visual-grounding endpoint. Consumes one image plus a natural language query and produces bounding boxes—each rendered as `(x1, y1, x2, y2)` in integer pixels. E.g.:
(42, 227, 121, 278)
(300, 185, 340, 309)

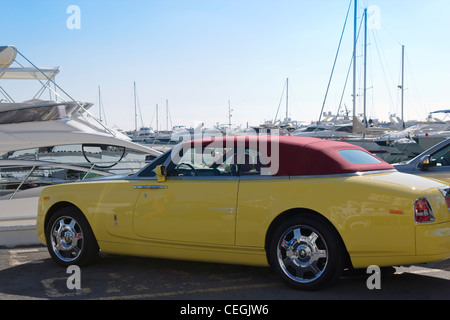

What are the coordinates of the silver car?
(394, 138, 450, 183)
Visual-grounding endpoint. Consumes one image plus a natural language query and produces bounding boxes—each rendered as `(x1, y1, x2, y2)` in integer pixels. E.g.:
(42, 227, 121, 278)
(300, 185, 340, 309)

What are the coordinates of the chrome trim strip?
(166, 176, 239, 181)
(133, 185, 168, 189)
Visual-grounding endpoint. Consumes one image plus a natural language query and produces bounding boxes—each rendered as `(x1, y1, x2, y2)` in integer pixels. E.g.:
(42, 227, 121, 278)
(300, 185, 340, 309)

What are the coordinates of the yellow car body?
(36, 136, 450, 290)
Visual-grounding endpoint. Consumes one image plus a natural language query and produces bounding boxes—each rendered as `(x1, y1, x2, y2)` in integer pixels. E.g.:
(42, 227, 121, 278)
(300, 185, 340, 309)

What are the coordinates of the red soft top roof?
(187, 135, 394, 176)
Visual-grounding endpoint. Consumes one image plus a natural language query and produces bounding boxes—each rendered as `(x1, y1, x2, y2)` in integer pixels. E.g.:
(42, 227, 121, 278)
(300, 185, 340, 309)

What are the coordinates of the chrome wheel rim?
(277, 225, 328, 283)
(50, 216, 84, 263)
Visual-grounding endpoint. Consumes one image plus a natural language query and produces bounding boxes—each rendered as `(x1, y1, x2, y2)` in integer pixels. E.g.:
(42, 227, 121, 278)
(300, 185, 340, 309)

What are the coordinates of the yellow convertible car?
(36, 136, 450, 290)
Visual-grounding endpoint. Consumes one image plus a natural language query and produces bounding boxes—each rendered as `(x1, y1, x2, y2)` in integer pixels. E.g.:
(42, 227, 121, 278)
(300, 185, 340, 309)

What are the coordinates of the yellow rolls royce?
(36, 136, 450, 290)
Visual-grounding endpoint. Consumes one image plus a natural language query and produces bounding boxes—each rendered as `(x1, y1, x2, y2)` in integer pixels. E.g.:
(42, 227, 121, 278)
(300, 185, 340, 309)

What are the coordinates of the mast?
(363, 7, 367, 138)
(133, 81, 137, 133)
(352, 0, 357, 132)
(401, 45, 405, 129)
(156, 104, 159, 132)
(98, 85, 102, 123)
(166, 99, 169, 130)
(228, 99, 232, 127)
(285, 77, 289, 120)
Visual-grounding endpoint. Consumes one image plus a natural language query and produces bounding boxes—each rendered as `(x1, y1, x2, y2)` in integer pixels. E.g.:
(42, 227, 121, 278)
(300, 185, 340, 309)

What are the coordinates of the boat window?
(338, 149, 382, 164)
(0, 165, 103, 199)
(335, 126, 353, 133)
(0, 104, 78, 125)
(1, 144, 153, 174)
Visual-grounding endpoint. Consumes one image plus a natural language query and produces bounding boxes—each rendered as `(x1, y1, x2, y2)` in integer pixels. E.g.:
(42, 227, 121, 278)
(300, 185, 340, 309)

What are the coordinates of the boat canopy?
(0, 46, 60, 80)
(0, 66, 61, 80)
(0, 46, 16, 69)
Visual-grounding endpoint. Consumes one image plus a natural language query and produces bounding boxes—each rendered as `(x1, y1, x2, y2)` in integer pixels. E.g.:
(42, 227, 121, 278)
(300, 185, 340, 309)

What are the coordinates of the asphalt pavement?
(0, 245, 449, 302)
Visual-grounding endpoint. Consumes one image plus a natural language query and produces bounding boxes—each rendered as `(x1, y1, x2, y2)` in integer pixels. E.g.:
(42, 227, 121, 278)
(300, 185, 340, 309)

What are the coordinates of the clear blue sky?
(2, 0, 450, 131)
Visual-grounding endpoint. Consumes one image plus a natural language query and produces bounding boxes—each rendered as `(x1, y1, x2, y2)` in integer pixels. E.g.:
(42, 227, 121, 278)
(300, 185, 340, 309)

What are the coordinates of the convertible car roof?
(188, 135, 394, 176)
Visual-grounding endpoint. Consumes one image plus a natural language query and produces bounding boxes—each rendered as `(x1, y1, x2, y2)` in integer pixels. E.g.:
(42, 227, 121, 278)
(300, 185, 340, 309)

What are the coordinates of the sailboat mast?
(156, 104, 159, 132)
(228, 99, 232, 127)
(98, 85, 102, 122)
(363, 7, 367, 138)
(352, 0, 357, 132)
(286, 77, 289, 119)
(166, 99, 169, 130)
(134, 81, 137, 132)
(401, 45, 405, 129)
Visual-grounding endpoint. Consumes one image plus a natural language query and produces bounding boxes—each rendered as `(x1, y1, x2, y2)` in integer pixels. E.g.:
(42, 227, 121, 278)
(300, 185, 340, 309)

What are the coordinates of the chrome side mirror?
(418, 155, 431, 170)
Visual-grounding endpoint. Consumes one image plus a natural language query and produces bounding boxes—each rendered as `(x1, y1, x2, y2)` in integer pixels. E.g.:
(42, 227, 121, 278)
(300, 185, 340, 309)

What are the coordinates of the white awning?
(0, 66, 61, 80)
(0, 46, 16, 69)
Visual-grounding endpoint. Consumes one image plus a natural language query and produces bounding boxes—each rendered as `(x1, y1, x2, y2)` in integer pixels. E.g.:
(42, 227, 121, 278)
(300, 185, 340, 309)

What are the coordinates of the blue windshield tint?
(338, 150, 382, 164)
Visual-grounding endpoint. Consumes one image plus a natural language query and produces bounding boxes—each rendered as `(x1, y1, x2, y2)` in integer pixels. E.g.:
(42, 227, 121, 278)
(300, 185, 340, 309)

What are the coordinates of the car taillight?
(414, 197, 434, 223)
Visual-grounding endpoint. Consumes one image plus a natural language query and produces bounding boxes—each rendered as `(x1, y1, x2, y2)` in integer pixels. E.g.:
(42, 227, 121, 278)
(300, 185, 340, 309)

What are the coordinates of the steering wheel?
(175, 163, 198, 176)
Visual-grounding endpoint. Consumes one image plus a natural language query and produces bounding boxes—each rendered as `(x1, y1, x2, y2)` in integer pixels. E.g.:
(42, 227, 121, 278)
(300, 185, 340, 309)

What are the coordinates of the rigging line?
(135, 88, 144, 128)
(369, 26, 396, 114)
(149, 104, 156, 130)
(404, 51, 426, 117)
(317, 0, 353, 126)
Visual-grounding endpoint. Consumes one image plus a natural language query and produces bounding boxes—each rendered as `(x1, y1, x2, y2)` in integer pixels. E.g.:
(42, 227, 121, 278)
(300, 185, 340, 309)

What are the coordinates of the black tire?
(45, 206, 99, 267)
(268, 214, 345, 290)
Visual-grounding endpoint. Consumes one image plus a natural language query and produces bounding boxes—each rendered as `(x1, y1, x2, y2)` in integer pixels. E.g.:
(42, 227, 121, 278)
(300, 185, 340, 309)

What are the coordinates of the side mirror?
(418, 155, 431, 170)
(155, 165, 167, 182)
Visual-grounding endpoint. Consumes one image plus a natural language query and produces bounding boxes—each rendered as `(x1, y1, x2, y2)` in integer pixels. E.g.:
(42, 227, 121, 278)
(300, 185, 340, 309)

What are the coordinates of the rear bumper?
(351, 221, 450, 268)
(415, 221, 450, 261)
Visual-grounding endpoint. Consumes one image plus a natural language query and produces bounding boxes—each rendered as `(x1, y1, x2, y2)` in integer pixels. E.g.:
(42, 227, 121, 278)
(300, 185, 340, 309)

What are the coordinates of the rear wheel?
(45, 207, 99, 267)
(268, 214, 345, 290)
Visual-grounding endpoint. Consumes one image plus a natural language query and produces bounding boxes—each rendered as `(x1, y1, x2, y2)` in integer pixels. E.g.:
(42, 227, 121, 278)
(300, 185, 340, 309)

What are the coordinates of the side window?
(138, 151, 170, 177)
(237, 148, 270, 176)
(166, 146, 238, 177)
(430, 144, 450, 167)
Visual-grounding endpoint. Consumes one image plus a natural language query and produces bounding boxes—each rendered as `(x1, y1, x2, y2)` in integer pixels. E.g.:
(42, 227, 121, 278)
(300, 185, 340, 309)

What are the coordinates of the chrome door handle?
(133, 185, 168, 189)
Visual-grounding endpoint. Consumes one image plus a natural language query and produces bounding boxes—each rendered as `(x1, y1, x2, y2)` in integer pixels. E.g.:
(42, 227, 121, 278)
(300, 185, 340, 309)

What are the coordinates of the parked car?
(394, 138, 450, 183)
(36, 136, 450, 290)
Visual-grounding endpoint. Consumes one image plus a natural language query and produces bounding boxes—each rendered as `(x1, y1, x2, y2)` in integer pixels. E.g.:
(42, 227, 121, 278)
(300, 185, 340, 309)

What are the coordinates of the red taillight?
(414, 197, 434, 223)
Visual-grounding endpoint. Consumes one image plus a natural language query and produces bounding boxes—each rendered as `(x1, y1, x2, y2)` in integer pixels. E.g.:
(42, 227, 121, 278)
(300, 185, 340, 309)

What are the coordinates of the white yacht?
(0, 45, 162, 246)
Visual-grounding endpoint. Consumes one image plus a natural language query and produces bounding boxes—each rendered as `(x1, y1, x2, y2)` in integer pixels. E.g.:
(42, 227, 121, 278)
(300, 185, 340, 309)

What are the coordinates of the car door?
(132, 145, 239, 245)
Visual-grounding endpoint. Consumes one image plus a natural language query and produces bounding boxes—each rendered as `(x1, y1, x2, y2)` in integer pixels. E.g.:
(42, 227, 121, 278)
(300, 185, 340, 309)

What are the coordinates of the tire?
(45, 207, 99, 267)
(268, 214, 345, 290)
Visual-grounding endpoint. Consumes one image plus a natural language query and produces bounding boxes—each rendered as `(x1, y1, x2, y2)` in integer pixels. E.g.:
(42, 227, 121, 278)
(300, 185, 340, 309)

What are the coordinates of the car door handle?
(133, 185, 168, 189)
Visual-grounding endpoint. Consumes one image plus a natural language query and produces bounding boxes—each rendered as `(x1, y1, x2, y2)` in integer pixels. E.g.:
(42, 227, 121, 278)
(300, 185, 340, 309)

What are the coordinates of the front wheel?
(45, 207, 99, 267)
(268, 214, 345, 290)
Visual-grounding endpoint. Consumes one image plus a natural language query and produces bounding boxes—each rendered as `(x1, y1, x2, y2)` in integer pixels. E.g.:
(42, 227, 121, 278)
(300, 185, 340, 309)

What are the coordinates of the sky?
(1, 0, 450, 131)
